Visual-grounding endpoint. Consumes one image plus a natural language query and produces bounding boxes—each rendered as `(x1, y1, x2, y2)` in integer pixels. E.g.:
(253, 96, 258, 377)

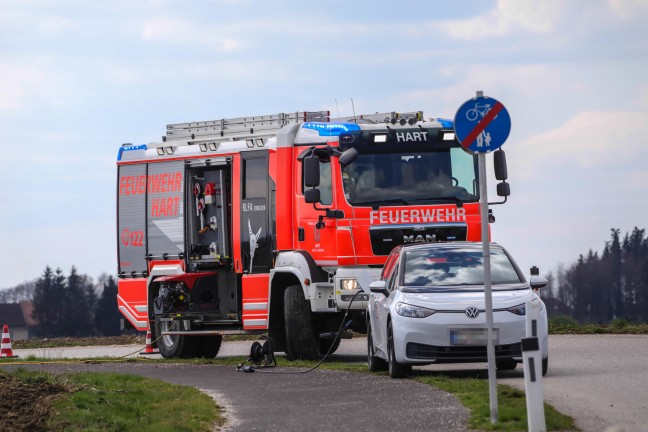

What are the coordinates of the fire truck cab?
(116, 110, 509, 360)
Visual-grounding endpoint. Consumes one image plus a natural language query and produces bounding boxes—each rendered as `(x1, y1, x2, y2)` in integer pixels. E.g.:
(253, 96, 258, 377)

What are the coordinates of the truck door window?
(244, 158, 266, 198)
(303, 160, 332, 205)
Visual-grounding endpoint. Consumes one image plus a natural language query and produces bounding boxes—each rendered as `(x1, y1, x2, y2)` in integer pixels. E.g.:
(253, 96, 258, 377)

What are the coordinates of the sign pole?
(454, 89, 511, 425)
(479, 150, 498, 424)
(475, 90, 498, 424)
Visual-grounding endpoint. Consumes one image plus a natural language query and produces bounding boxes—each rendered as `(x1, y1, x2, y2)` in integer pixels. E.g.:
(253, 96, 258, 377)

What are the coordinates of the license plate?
(450, 328, 498, 346)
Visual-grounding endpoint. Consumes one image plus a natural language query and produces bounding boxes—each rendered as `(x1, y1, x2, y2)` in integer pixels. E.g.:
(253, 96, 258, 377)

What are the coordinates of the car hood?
(398, 285, 535, 310)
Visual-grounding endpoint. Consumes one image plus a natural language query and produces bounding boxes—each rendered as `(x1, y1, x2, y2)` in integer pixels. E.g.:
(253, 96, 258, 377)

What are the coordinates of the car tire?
(367, 320, 387, 372)
(284, 284, 320, 360)
(496, 360, 517, 371)
(387, 321, 410, 378)
(542, 356, 549, 376)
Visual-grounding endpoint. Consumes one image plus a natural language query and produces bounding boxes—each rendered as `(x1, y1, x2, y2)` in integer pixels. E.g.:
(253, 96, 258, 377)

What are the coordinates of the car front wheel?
(367, 320, 387, 372)
(387, 321, 410, 378)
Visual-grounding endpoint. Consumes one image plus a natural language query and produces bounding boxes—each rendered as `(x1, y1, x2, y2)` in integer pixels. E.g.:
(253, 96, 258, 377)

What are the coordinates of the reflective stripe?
(243, 302, 268, 311)
(243, 319, 268, 327)
(118, 306, 148, 329)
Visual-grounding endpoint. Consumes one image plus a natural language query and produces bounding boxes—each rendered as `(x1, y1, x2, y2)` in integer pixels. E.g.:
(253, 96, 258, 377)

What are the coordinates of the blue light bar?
(117, 144, 147, 161)
(435, 118, 454, 129)
(302, 122, 361, 137)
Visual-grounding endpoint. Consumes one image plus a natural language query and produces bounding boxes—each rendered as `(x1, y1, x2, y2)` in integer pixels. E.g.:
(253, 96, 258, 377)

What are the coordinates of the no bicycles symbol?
(454, 96, 511, 154)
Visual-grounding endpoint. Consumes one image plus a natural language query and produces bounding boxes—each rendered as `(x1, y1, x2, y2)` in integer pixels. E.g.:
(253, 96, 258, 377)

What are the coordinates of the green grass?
(415, 373, 575, 431)
(8, 369, 221, 432)
(549, 317, 648, 334)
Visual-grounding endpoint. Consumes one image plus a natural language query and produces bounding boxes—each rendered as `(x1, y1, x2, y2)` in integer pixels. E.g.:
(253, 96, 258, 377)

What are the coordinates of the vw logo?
(465, 306, 480, 319)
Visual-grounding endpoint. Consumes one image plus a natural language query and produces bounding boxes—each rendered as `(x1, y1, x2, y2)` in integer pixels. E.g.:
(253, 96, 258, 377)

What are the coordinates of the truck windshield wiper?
(405, 196, 467, 208)
(356, 198, 412, 208)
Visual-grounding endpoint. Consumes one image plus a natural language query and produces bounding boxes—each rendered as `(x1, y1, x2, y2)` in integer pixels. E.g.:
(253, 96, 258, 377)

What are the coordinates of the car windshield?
(341, 146, 477, 206)
(401, 246, 523, 288)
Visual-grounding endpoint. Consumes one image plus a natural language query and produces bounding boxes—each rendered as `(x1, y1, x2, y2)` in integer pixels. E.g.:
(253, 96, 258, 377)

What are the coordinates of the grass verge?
(415, 373, 575, 431)
(7, 368, 221, 432)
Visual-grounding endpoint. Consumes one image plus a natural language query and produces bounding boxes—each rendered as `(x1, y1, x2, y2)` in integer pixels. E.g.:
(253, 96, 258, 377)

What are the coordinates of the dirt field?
(0, 373, 72, 432)
(2, 335, 141, 431)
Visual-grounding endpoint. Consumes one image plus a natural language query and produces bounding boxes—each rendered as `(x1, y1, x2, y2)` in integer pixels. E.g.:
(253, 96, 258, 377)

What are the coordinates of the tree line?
(2, 227, 647, 335)
(0, 267, 123, 337)
(543, 227, 648, 323)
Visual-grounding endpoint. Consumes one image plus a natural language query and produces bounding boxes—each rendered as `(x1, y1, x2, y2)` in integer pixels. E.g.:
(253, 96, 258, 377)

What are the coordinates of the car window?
(387, 263, 400, 292)
(401, 246, 522, 287)
(381, 248, 400, 281)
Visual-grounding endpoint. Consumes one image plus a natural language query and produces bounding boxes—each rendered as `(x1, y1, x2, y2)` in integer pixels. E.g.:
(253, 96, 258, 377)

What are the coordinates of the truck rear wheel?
(194, 335, 223, 358)
(284, 284, 320, 360)
(154, 318, 197, 359)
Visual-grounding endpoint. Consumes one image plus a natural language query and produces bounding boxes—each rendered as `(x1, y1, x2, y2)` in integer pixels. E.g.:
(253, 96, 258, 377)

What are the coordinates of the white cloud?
(513, 111, 648, 174)
(141, 17, 244, 51)
(0, 63, 46, 109)
(607, 0, 648, 19)
(441, 0, 564, 40)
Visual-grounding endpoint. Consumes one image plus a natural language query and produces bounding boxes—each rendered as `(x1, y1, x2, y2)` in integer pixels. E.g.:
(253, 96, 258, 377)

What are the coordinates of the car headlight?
(507, 303, 526, 316)
(395, 302, 436, 318)
(340, 279, 359, 290)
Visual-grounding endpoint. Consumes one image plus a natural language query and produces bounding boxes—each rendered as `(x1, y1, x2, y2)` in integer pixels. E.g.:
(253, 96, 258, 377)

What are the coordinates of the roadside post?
(524, 293, 547, 431)
(454, 91, 511, 424)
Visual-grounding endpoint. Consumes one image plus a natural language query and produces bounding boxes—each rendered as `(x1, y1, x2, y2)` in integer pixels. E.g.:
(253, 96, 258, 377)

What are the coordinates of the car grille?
(406, 342, 522, 362)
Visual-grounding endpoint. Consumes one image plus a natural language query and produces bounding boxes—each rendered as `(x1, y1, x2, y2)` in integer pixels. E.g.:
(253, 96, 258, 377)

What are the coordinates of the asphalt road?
(10, 334, 648, 432)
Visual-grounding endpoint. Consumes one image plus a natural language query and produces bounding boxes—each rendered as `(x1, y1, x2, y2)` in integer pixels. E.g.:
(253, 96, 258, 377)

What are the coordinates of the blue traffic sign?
(454, 96, 511, 153)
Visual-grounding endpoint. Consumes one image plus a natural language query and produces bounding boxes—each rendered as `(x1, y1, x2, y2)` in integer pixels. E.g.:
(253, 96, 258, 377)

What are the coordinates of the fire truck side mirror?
(304, 156, 320, 188)
(304, 188, 320, 204)
(496, 181, 510, 197)
(338, 147, 359, 167)
(494, 149, 508, 181)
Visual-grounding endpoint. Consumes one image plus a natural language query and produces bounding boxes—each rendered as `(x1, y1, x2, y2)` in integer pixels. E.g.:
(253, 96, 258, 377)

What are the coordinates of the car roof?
(398, 241, 504, 252)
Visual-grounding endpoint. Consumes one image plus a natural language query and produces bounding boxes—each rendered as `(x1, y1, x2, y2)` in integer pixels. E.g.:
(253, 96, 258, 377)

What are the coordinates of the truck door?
(240, 150, 272, 274)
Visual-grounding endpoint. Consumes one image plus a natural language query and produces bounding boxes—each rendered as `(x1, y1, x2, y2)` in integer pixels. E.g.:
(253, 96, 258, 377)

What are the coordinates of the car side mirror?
(530, 276, 548, 290)
(369, 280, 389, 297)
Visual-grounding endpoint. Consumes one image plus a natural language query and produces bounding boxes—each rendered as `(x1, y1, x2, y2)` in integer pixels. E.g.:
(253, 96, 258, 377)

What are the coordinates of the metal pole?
(477, 91, 498, 424)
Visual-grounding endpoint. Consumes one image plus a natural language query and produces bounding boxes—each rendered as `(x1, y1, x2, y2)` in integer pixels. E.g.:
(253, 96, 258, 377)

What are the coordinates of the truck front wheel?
(284, 284, 320, 360)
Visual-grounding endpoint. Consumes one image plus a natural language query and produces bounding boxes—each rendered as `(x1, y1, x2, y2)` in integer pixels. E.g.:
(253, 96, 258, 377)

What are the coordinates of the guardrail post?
(523, 299, 546, 432)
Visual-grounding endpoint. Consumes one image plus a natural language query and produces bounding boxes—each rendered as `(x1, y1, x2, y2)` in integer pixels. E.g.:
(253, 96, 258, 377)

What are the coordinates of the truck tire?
(194, 335, 223, 358)
(284, 284, 320, 360)
(154, 318, 197, 359)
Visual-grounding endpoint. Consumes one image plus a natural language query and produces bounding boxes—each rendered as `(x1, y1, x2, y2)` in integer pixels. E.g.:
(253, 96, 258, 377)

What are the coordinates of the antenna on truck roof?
(351, 98, 357, 123)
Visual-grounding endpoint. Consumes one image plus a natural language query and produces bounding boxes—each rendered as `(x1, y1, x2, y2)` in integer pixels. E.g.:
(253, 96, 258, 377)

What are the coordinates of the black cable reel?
(238, 335, 276, 372)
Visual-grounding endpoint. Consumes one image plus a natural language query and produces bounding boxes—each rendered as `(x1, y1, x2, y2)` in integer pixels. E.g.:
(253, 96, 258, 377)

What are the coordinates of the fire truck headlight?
(340, 279, 359, 291)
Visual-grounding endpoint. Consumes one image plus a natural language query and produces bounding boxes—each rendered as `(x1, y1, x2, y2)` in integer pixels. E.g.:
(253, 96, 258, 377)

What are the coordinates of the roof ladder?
(165, 111, 330, 143)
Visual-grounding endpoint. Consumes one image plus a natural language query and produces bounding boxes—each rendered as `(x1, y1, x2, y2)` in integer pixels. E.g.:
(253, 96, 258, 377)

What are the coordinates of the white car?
(366, 242, 548, 378)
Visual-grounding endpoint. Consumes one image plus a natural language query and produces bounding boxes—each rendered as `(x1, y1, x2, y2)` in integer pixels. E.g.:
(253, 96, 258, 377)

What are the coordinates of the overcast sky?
(1, 0, 647, 288)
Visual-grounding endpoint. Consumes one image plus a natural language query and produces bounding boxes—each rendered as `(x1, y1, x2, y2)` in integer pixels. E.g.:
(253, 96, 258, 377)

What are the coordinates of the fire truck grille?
(369, 224, 467, 255)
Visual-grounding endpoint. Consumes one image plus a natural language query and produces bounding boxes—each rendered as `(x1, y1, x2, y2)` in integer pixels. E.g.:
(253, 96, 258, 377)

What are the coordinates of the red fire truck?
(116, 110, 509, 359)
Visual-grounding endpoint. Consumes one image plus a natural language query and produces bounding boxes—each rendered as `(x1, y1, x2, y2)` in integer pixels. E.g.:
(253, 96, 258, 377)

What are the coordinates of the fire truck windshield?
(341, 146, 478, 206)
